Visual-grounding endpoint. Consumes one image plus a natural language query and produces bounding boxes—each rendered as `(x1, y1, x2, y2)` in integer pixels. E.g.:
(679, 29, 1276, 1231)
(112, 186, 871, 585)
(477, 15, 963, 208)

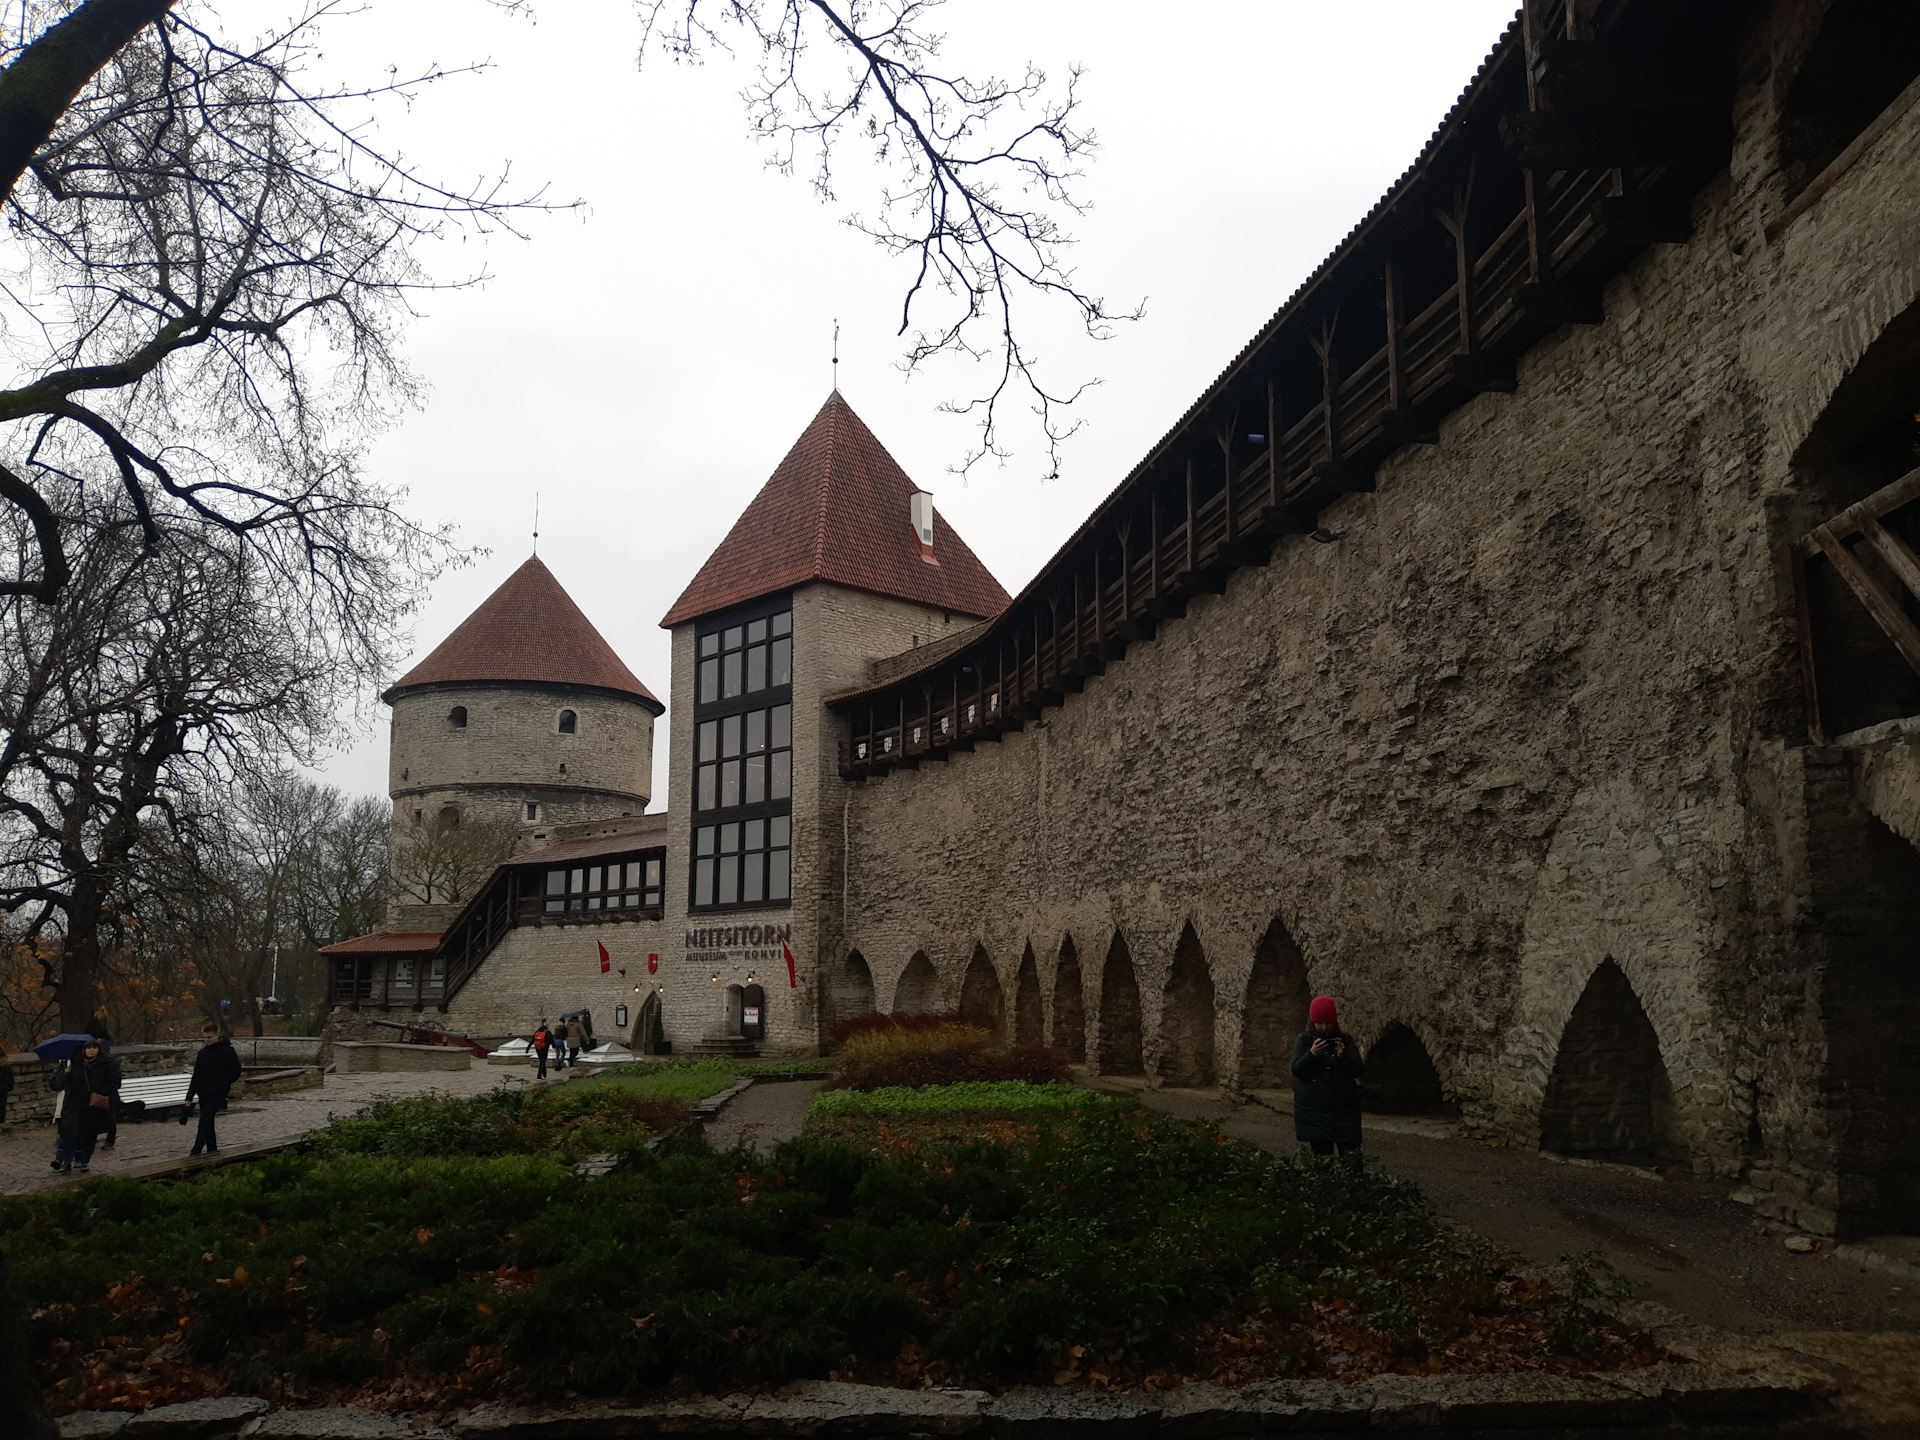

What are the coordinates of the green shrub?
(807, 1081, 1127, 1119)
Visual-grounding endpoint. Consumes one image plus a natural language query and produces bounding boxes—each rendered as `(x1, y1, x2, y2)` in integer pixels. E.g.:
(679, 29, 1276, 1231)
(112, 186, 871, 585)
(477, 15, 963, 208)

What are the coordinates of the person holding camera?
(1291, 995, 1366, 1157)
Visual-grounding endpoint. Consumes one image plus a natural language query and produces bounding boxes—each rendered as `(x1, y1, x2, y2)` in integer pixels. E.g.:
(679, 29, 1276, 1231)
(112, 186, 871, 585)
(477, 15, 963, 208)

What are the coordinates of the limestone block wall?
(832, 7, 1920, 1239)
(439, 914, 671, 1047)
(388, 683, 654, 836)
(655, 586, 974, 1053)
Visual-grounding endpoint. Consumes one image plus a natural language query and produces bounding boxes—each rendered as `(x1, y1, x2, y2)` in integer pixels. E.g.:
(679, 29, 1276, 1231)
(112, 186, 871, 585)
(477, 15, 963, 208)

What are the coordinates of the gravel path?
(0, 1065, 541, 1196)
(704, 1078, 819, 1152)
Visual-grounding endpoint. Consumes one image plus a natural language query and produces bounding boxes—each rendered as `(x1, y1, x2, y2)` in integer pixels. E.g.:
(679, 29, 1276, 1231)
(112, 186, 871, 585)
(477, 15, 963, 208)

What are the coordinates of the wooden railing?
(836, 4, 1733, 780)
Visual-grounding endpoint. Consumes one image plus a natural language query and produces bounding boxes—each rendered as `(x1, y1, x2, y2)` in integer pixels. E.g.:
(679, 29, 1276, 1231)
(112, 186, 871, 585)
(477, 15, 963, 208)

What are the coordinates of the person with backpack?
(532, 1020, 551, 1079)
(181, 1021, 244, 1156)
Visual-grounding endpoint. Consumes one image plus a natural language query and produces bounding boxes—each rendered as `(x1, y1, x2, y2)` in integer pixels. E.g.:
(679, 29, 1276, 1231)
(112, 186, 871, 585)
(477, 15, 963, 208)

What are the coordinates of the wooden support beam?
(1437, 179, 1477, 359)
(1385, 255, 1406, 416)
(1267, 379, 1283, 511)
(1856, 511, 1920, 601)
(1185, 456, 1197, 577)
(1808, 524, 1920, 677)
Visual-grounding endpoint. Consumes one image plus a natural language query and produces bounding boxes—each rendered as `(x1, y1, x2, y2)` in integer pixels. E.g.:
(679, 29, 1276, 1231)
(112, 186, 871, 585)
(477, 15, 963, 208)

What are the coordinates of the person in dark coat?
(57, 1039, 118, 1173)
(0, 1042, 14, 1124)
(182, 1022, 244, 1156)
(1291, 995, 1366, 1157)
(100, 1038, 123, 1150)
(552, 1022, 569, 1070)
(532, 1021, 550, 1080)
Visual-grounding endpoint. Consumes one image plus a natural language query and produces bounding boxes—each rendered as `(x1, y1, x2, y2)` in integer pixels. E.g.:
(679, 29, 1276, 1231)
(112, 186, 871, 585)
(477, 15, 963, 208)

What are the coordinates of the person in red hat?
(1291, 995, 1366, 1156)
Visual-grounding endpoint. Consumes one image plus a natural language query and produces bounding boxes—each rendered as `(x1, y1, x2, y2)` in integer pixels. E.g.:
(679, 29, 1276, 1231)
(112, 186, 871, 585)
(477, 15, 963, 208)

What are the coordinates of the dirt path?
(1116, 1083, 1914, 1337)
(704, 1078, 819, 1151)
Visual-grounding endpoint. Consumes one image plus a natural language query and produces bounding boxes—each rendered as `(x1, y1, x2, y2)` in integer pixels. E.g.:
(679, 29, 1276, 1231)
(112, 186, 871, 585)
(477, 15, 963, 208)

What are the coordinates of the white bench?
(118, 1073, 192, 1116)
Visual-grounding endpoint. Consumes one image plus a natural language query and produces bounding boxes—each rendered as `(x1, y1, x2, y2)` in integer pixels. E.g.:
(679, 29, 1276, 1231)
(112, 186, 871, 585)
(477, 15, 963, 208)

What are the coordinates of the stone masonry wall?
(388, 683, 655, 839)
(833, 4, 1920, 1238)
(440, 911, 671, 1048)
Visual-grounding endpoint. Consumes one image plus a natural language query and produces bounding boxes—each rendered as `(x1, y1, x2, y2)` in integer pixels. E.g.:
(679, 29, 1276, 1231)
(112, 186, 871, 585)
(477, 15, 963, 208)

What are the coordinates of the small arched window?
(448, 705, 468, 729)
(557, 709, 578, 734)
(438, 805, 461, 827)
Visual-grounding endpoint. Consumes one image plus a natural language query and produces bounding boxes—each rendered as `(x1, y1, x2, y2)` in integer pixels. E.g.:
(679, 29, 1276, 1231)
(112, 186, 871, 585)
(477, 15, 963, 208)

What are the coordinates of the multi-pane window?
(693, 815, 791, 907)
(692, 601, 792, 911)
(696, 704, 792, 810)
(699, 613, 792, 703)
(544, 853, 666, 913)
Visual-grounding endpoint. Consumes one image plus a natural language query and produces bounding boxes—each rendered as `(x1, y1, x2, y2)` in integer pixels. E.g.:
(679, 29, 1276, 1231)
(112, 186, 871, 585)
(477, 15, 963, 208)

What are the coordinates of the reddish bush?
(822, 1018, 1070, 1092)
(828, 1010, 954, 1047)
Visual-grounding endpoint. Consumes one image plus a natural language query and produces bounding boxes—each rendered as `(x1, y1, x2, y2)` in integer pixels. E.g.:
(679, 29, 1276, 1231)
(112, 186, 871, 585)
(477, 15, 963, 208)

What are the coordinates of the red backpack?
(534, 1027, 549, 1049)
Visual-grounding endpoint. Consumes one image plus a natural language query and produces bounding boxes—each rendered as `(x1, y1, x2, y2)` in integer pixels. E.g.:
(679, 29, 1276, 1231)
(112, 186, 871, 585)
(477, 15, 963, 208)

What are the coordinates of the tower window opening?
(526, 802, 540, 821)
(448, 705, 467, 729)
(438, 805, 461, 827)
(558, 709, 578, 734)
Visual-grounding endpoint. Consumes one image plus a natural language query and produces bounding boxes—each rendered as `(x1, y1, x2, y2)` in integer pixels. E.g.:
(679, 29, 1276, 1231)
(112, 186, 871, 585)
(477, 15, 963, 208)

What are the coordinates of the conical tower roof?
(385, 555, 661, 709)
(660, 392, 1011, 628)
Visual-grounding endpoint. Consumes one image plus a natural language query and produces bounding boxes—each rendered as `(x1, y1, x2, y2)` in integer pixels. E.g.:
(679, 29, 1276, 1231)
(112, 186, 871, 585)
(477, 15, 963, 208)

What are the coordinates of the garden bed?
(4, 1075, 1670, 1417)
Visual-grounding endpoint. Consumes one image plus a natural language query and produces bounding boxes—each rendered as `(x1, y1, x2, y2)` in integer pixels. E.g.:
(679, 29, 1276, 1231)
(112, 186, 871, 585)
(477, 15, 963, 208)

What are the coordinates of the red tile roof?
(319, 931, 443, 955)
(660, 392, 1012, 628)
(385, 556, 660, 709)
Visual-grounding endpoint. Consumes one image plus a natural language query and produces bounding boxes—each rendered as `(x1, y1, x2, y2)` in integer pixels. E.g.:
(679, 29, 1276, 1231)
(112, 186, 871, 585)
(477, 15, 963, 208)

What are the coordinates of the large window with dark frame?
(543, 853, 665, 913)
(692, 599, 793, 910)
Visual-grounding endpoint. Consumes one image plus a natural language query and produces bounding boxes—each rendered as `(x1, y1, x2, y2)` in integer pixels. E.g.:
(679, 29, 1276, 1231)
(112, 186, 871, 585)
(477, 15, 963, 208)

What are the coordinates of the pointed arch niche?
(1158, 923, 1217, 1087)
(1540, 960, 1686, 1167)
(1242, 917, 1310, 1089)
(1052, 935, 1087, 1061)
(1097, 931, 1144, 1075)
(1360, 1023, 1455, 1115)
(959, 945, 1004, 1038)
(1012, 944, 1044, 1047)
(830, 951, 876, 1032)
(894, 951, 940, 1014)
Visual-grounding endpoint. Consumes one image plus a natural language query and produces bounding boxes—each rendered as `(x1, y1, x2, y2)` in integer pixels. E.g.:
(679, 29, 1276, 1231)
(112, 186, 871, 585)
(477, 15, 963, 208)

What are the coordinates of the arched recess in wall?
(830, 951, 876, 1036)
(1242, 917, 1310, 1089)
(1792, 289, 1920, 739)
(1097, 932, 1144, 1076)
(894, 951, 940, 1014)
(1012, 944, 1043, 1047)
(1539, 960, 1687, 1167)
(1777, 0, 1920, 203)
(1158, 923, 1217, 1087)
(1052, 935, 1086, 1061)
(958, 945, 1004, 1039)
(1360, 1023, 1456, 1115)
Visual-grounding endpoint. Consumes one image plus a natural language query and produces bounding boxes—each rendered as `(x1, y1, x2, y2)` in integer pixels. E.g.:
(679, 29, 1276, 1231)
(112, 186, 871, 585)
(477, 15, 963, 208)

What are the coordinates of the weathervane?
(532, 493, 540, 555)
(832, 318, 839, 388)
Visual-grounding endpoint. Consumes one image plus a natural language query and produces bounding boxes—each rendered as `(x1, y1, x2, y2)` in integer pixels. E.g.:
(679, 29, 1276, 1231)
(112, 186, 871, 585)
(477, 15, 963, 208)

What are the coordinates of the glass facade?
(692, 598, 792, 911)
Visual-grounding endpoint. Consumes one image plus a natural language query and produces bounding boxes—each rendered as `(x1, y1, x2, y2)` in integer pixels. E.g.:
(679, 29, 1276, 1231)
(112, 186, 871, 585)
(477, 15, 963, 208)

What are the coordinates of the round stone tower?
(384, 555, 662, 840)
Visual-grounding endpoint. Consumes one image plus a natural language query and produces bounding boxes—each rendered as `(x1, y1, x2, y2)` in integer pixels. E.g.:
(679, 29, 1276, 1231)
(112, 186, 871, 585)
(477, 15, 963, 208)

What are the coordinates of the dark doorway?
(1052, 935, 1086, 1061)
(1540, 960, 1686, 1167)
(1242, 917, 1310, 1089)
(1158, 923, 1216, 1087)
(894, 951, 939, 1014)
(1360, 1023, 1455, 1114)
(959, 945, 1004, 1039)
(1013, 944, 1043, 1047)
(1097, 931, 1144, 1075)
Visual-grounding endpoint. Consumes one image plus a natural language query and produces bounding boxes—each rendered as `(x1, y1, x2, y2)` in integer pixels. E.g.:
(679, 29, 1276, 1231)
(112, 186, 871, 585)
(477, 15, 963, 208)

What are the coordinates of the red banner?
(782, 936, 798, 989)
(598, 941, 611, 974)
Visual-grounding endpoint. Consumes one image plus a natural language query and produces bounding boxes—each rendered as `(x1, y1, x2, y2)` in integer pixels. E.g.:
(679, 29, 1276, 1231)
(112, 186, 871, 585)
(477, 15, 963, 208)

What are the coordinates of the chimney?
(909, 490, 938, 564)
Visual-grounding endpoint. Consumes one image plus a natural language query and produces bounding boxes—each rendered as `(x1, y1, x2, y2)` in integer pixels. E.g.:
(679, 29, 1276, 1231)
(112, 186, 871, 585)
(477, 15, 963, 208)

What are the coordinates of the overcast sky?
(301, 0, 1519, 806)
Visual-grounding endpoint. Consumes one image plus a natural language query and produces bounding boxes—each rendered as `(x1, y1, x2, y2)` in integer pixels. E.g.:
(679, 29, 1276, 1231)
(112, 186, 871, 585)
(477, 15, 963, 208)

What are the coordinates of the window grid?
(699, 611, 792, 704)
(692, 602, 793, 912)
(544, 855, 665, 913)
(696, 703, 793, 811)
(694, 815, 792, 908)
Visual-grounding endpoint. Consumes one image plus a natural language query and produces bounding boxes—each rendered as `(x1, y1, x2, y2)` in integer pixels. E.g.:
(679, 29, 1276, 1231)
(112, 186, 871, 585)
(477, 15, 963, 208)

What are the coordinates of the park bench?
(116, 1072, 192, 1119)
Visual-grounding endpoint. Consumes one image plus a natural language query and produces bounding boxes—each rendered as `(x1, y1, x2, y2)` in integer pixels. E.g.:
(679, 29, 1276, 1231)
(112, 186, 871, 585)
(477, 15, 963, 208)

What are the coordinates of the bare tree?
(0, 0, 530, 608)
(0, 520, 340, 1031)
(388, 811, 514, 907)
(640, 0, 1134, 474)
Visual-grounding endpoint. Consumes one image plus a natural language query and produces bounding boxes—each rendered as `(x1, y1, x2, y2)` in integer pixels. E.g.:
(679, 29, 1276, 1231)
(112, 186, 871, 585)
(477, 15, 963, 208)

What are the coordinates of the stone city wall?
(829, 11, 1920, 1239)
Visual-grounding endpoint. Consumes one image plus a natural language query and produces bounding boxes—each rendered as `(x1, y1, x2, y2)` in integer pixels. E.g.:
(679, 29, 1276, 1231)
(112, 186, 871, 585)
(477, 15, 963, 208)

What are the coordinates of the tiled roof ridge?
(814, 391, 839, 576)
(385, 554, 661, 708)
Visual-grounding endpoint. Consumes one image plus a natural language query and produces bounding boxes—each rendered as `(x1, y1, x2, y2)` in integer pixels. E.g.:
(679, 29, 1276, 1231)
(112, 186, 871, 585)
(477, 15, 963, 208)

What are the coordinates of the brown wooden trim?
(1809, 524, 1920, 676)
(1801, 465, 1920, 552)
(1767, 68, 1920, 242)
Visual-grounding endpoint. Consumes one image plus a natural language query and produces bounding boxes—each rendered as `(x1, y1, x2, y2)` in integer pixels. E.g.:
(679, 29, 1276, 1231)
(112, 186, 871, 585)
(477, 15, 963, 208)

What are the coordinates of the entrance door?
(724, 983, 745, 1037)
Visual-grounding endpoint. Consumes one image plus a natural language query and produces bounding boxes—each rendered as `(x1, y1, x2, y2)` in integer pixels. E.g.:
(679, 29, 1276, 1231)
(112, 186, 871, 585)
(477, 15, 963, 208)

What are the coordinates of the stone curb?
(56, 1366, 1838, 1440)
(693, 1079, 757, 1118)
